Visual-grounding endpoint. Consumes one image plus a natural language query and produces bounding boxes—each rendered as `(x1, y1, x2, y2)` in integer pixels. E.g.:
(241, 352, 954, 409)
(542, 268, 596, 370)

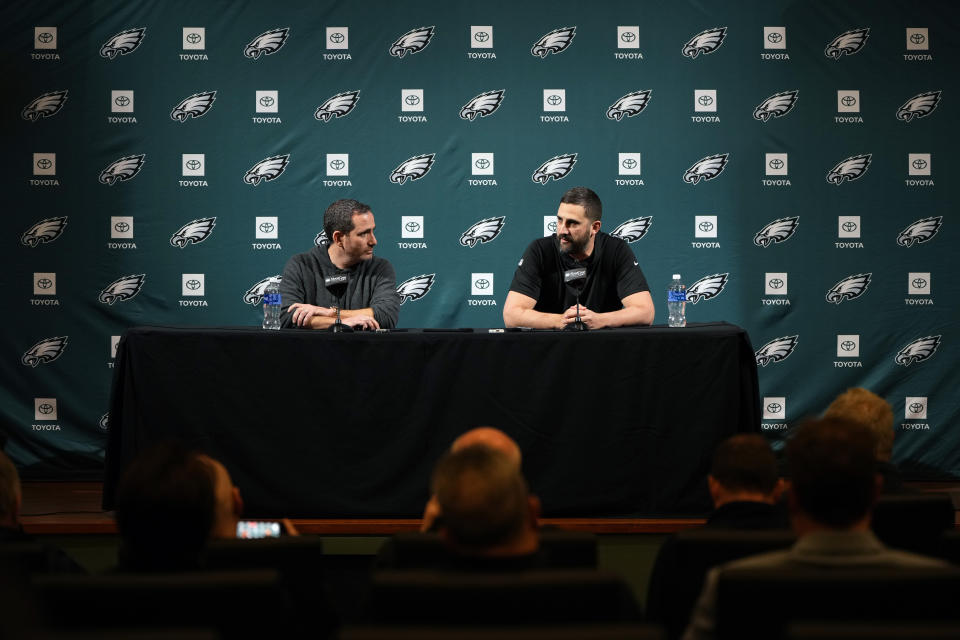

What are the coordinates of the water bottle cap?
(672, 274, 681, 279)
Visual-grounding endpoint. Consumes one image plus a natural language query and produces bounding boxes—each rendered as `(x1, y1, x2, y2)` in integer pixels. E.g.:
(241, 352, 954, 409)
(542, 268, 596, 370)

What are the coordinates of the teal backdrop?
(4, 0, 958, 481)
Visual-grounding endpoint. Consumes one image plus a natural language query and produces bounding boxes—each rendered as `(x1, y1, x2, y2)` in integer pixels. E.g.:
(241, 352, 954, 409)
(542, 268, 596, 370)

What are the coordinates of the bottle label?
(668, 290, 686, 302)
(263, 293, 281, 305)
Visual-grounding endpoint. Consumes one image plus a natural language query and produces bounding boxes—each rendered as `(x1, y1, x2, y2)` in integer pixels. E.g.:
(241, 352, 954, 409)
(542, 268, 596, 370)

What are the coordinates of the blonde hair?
(824, 388, 894, 460)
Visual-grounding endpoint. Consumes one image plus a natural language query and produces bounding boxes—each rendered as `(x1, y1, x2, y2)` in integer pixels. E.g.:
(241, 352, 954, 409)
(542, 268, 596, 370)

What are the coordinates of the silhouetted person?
(824, 387, 902, 493)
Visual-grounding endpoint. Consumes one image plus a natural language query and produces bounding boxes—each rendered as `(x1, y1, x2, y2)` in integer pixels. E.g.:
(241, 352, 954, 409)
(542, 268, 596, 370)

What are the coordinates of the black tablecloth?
(103, 323, 759, 517)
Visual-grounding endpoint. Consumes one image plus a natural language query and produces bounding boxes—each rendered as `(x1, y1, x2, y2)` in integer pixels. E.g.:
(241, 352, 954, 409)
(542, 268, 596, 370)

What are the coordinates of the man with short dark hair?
(281, 198, 400, 330)
(503, 187, 654, 329)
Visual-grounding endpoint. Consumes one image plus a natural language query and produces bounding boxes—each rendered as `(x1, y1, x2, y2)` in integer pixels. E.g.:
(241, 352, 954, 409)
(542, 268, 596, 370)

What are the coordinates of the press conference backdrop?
(4, 0, 958, 481)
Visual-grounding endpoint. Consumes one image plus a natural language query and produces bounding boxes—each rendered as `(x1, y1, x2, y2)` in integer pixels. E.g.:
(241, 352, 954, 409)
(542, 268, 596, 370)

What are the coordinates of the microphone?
(563, 267, 588, 332)
(324, 273, 352, 333)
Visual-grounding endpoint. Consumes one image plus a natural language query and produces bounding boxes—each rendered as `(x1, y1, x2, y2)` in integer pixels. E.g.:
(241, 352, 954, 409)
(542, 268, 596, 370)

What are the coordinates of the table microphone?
(324, 273, 352, 333)
(563, 267, 588, 332)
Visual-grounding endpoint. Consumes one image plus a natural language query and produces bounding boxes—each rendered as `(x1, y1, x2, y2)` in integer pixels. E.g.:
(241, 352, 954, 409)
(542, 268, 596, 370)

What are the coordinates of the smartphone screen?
(236, 520, 282, 539)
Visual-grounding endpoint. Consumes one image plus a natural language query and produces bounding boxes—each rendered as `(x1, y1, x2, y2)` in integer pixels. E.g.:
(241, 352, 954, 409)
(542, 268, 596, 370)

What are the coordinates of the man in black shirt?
(503, 187, 654, 329)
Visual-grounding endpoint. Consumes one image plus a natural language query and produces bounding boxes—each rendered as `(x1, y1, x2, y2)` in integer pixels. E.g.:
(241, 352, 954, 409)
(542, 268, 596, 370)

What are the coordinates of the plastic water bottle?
(667, 274, 686, 328)
(262, 278, 281, 330)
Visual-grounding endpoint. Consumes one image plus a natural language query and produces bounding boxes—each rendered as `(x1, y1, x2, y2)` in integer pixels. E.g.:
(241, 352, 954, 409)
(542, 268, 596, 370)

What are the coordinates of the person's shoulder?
(879, 548, 950, 568)
(722, 548, 794, 570)
(597, 231, 630, 254)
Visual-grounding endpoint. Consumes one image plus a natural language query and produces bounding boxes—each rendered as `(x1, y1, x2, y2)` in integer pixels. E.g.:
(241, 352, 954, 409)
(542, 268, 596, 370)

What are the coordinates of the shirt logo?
(606, 90, 652, 121)
(99, 154, 146, 185)
(826, 273, 871, 303)
(390, 153, 435, 184)
(22, 336, 68, 367)
(897, 216, 942, 247)
(754, 216, 799, 247)
(170, 91, 216, 121)
(531, 27, 576, 58)
(22, 216, 68, 247)
(826, 154, 871, 184)
(21, 90, 68, 121)
(610, 217, 652, 243)
(244, 154, 290, 185)
(100, 27, 146, 59)
(755, 335, 799, 366)
(243, 275, 282, 305)
(825, 28, 869, 59)
(895, 335, 941, 367)
(390, 26, 435, 58)
(682, 27, 727, 58)
(315, 230, 329, 246)
(683, 153, 729, 184)
(170, 217, 216, 248)
(460, 217, 505, 247)
(99, 274, 145, 304)
(753, 90, 799, 121)
(244, 27, 289, 59)
(397, 274, 436, 304)
(314, 90, 360, 122)
(896, 91, 941, 122)
(459, 90, 505, 120)
(531, 153, 577, 184)
(686, 273, 728, 303)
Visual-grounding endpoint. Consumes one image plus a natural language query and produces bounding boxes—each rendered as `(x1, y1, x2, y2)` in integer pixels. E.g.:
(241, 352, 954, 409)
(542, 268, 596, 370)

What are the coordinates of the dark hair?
(114, 442, 217, 571)
(710, 433, 778, 494)
(787, 417, 877, 528)
(431, 445, 528, 550)
(559, 186, 602, 222)
(323, 199, 371, 243)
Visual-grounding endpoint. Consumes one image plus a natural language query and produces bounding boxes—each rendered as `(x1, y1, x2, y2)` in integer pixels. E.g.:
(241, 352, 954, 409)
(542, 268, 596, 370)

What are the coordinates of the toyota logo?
(910, 33, 926, 45)
(840, 340, 856, 351)
(405, 221, 421, 232)
(185, 279, 202, 290)
(475, 158, 491, 170)
(36, 158, 52, 170)
(768, 278, 784, 289)
(698, 95, 714, 106)
(547, 221, 557, 232)
(766, 402, 782, 414)
(912, 278, 928, 289)
(186, 32, 202, 44)
(698, 221, 714, 232)
(841, 95, 857, 107)
(621, 158, 638, 170)
(114, 95, 130, 107)
(404, 94, 421, 106)
(909, 402, 925, 414)
(767, 32, 783, 44)
(185, 159, 201, 171)
(547, 94, 563, 106)
(259, 96, 275, 107)
(36, 278, 53, 289)
(37, 403, 54, 415)
(114, 222, 130, 233)
(768, 158, 784, 170)
(912, 159, 928, 170)
(842, 221, 858, 232)
(474, 278, 490, 290)
(474, 31, 489, 42)
(330, 32, 345, 44)
(621, 31, 636, 43)
(38, 32, 54, 43)
(329, 159, 345, 171)
(259, 222, 275, 233)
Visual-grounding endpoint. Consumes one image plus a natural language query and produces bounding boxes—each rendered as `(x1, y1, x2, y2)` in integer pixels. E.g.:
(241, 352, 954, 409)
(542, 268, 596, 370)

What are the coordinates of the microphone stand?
(563, 291, 588, 332)
(326, 277, 353, 333)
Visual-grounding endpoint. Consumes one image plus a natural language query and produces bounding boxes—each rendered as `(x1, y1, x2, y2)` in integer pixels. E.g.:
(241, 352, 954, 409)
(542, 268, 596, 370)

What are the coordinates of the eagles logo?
(99, 414, 110, 431)
(243, 275, 282, 305)
(683, 154, 729, 184)
(755, 335, 799, 367)
(171, 91, 217, 122)
(531, 154, 577, 184)
(459, 90, 505, 121)
(170, 217, 216, 248)
(754, 217, 799, 248)
(314, 90, 360, 122)
(244, 27, 289, 59)
(22, 336, 68, 367)
(21, 90, 68, 121)
(826, 154, 871, 185)
(753, 90, 799, 122)
(244, 154, 290, 185)
(897, 216, 942, 247)
(825, 273, 871, 304)
(686, 273, 728, 303)
(610, 217, 652, 243)
(22, 216, 68, 248)
(99, 274, 145, 304)
(896, 91, 941, 122)
(606, 90, 652, 121)
(99, 154, 146, 185)
(460, 217, 505, 247)
(390, 26, 435, 58)
(100, 27, 146, 59)
(397, 274, 436, 304)
(315, 230, 329, 246)
(824, 28, 869, 59)
(389, 154, 435, 184)
(895, 335, 941, 367)
(531, 27, 576, 58)
(682, 27, 727, 58)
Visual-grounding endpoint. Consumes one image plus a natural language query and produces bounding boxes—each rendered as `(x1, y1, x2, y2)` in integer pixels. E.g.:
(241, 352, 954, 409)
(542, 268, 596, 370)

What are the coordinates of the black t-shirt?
(508, 232, 650, 314)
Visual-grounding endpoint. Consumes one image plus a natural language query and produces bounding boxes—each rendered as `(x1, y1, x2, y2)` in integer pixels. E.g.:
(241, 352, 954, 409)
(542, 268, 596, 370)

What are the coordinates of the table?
(103, 323, 760, 517)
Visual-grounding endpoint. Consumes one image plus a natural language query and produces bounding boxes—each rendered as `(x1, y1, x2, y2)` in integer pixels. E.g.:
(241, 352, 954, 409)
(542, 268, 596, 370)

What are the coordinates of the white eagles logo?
(244, 27, 289, 59)
(895, 335, 941, 367)
(99, 274, 145, 304)
(22, 216, 68, 247)
(897, 216, 942, 247)
(824, 28, 869, 59)
(753, 90, 799, 122)
(390, 26, 435, 58)
(243, 275, 282, 305)
(21, 90, 68, 121)
(22, 336, 68, 367)
(531, 154, 577, 184)
(171, 91, 217, 121)
(170, 217, 216, 248)
(531, 27, 576, 58)
(826, 154, 871, 185)
(607, 90, 652, 121)
(896, 91, 941, 122)
(754, 217, 799, 248)
(682, 27, 727, 58)
(460, 217, 505, 247)
(610, 217, 652, 243)
(99, 154, 146, 185)
(683, 154, 729, 184)
(244, 154, 290, 185)
(390, 154, 435, 184)
(460, 90, 505, 121)
(397, 274, 436, 304)
(686, 273, 728, 303)
(314, 90, 360, 122)
(100, 27, 146, 59)
(99, 414, 110, 431)
(314, 230, 329, 246)
(755, 335, 799, 367)
(826, 273, 871, 304)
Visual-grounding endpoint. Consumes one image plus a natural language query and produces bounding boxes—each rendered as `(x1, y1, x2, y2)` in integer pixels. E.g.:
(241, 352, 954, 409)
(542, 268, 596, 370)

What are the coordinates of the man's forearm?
(598, 304, 654, 328)
(308, 307, 375, 329)
(504, 307, 564, 329)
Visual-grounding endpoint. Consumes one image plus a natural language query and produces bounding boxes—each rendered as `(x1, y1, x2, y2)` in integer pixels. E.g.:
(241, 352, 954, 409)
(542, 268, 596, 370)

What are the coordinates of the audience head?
(451, 427, 522, 468)
(786, 416, 879, 531)
(0, 450, 22, 528)
(708, 434, 782, 507)
(431, 444, 539, 556)
(824, 387, 895, 461)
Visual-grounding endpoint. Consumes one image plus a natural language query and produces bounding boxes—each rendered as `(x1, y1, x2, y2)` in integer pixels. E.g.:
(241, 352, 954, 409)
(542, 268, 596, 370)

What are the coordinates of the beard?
(558, 232, 589, 256)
